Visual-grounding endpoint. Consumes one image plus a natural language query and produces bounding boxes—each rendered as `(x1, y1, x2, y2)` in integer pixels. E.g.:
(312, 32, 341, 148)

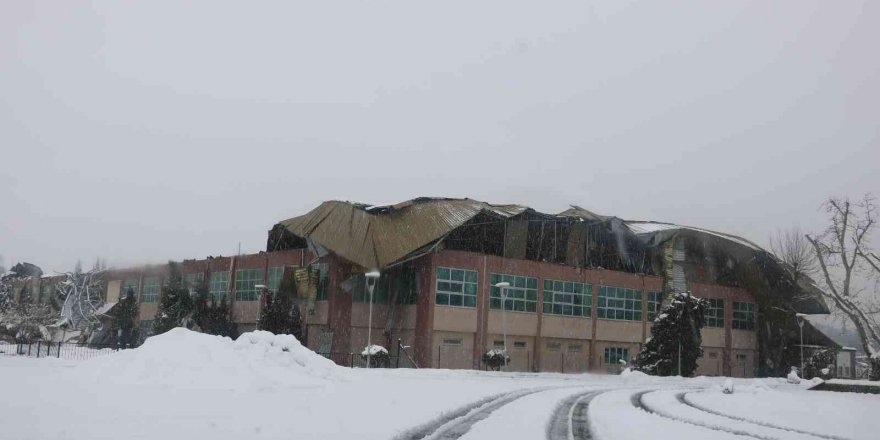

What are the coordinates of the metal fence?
(322, 339, 419, 369)
(0, 341, 132, 360)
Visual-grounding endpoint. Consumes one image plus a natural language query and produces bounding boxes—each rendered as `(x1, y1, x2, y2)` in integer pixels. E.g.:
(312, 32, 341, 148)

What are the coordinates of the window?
(435, 267, 478, 307)
(267, 266, 283, 296)
(353, 275, 391, 303)
(142, 277, 160, 303)
(568, 344, 582, 352)
(736, 353, 748, 360)
(705, 298, 724, 328)
(122, 278, 139, 299)
(513, 341, 526, 348)
(310, 263, 329, 301)
(646, 291, 662, 321)
(209, 271, 229, 302)
(546, 341, 562, 350)
(489, 273, 537, 312)
(235, 268, 264, 301)
(442, 338, 462, 347)
(395, 270, 419, 305)
(542, 279, 591, 317)
(709, 352, 719, 359)
(604, 347, 629, 365)
(493, 340, 505, 348)
(185, 273, 205, 295)
(597, 286, 642, 321)
(732, 301, 755, 330)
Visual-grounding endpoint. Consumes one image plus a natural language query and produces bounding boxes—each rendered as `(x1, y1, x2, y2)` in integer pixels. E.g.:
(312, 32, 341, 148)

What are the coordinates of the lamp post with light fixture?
(364, 271, 381, 368)
(254, 284, 268, 330)
(796, 313, 807, 376)
(494, 281, 511, 364)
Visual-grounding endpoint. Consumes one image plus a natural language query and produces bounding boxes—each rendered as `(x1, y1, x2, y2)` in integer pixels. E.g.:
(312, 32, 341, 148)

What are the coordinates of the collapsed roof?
(268, 197, 828, 314)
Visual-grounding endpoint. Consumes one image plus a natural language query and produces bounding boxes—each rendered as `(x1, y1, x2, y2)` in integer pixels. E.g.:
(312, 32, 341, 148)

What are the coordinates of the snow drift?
(77, 328, 341, 391)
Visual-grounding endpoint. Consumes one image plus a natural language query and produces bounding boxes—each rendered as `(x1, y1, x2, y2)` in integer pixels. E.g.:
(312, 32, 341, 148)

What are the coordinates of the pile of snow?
(721, 378, 734, 394)
(77, 328, 342, 391)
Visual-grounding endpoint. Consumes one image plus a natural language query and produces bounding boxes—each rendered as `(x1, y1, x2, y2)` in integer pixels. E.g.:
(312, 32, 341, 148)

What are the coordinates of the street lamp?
(796, 313, 807, 376)
(364, 271, 381, 369)
(254, 284, 268, 330)
(495, 281, 510, 366)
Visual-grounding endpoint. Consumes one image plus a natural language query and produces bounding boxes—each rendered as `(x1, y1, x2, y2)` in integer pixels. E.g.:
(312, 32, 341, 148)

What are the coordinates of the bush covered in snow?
(361, 344, 390, 368)
(482, 349, 509, 371)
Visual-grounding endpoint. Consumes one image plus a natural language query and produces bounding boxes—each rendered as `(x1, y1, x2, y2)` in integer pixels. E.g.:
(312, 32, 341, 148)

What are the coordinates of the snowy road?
(0, 331, 876, 440)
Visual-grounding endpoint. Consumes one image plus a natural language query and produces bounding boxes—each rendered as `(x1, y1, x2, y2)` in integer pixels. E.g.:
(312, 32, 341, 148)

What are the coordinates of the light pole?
(796, 313, 807, 376)
(364, 271, 381, 369)
(495, 281, 510, 367)
(254, 284, 267, 330)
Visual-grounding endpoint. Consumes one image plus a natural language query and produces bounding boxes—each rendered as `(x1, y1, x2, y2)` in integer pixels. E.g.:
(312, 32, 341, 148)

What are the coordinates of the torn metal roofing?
(624, 220, 764, 251)
(274, 198, 528, 270)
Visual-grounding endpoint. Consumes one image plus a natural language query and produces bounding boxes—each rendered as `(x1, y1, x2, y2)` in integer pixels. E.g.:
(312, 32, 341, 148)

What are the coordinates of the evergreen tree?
(192, 285, 238, 338)
(635, 291, 708, 376)
(258, 292, 304, 340)
(114, 287, 140, 348)
(152, 262, 194, 335)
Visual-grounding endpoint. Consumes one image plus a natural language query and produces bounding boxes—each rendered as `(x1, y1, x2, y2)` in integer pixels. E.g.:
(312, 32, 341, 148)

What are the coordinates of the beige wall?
(731, 349, 756, 377)
(701, 327, 725, 347)
(434, 306, 478, 333)
(433, 331, 474, 369)
(542, 315, 591, 339)
(730, 329, 756, 349)
(540, 338, 590, 373)
(487, 310, 538, 337)
(595, 320, 643, 343)
(696, 347, 724, 376)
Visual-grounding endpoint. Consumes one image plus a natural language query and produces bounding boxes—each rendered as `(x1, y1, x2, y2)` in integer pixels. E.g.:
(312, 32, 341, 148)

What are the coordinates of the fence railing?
(0, 341, 133, 360)
(321, 339, 419, 369)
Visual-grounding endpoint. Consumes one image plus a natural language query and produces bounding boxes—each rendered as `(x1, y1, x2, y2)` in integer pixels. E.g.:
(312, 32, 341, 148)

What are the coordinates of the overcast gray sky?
(1, 0, 878, 273)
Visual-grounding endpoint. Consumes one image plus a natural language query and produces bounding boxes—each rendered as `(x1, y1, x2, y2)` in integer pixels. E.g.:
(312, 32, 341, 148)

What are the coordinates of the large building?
(7, 198, 833, 377)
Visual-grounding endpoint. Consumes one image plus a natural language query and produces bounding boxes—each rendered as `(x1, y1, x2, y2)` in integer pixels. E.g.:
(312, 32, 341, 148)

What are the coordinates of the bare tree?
(56, 267, 105, 335)
(805, 194, 880, 379)
(770, 227, 817, 283)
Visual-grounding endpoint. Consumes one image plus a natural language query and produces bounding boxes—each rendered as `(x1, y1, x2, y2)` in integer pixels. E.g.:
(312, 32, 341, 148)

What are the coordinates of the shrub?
(482, 349, 510, 371)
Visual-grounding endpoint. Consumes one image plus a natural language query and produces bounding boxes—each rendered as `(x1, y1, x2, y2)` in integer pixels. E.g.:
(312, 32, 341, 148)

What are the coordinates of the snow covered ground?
(0, 329, 876, 440)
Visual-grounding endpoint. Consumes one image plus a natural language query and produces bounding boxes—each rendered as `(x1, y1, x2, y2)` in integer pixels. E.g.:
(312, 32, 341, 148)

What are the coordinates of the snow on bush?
(361, 344, 390, 368)
(78, 328, 341, 391)
(482, 348, 509, 371)
(786, 367, 801, 384)
(361, 344, 387, 356)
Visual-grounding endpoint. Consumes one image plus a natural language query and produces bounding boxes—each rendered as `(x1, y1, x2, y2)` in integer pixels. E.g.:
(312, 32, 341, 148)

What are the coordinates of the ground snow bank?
(78, 328, 341, 391)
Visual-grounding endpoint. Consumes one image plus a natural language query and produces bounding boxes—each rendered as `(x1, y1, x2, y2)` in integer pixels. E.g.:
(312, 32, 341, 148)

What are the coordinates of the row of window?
(118, 264, 329, 304)
(434, 266, 758, 328)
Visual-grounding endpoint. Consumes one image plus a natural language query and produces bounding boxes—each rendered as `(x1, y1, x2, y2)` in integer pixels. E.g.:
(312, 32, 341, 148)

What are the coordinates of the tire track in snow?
(678, 392, 853, 440)
(546, 389, 607, 440)
(394, 387, 553, 440)
(631, 390, 767, 439)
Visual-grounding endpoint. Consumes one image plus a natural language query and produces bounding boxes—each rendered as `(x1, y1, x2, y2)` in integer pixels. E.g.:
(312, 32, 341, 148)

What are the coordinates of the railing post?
(396, 338, 401, 369)
(561, 352, 564, 374)
(57, 342, 62, 358)
(437, 345, 441, 369)
(27, 342, 32, 357)
(36, 341, 42, 358)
